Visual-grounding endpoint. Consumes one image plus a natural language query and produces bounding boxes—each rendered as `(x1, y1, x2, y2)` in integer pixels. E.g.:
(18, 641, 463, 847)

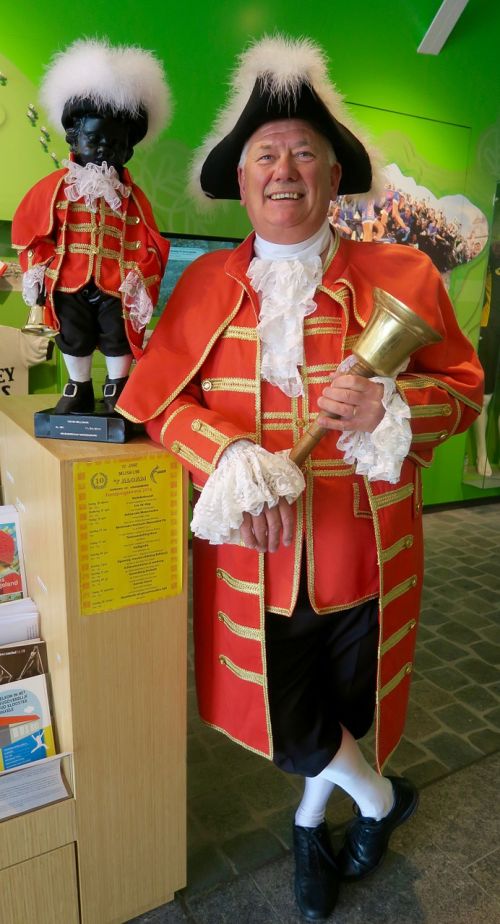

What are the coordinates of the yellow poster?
(74, 454, 182, 616)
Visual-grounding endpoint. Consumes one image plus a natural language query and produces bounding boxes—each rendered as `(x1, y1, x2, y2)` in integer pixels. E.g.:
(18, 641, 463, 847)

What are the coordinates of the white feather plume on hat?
(40, 38, 172, 144)
(190, 33, 385, 204)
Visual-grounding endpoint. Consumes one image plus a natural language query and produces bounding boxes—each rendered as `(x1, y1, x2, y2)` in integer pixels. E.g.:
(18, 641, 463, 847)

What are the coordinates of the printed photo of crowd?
(331, 164, 488, 275)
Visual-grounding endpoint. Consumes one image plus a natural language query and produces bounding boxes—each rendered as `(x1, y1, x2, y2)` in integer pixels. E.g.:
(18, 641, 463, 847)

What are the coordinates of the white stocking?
(105, 354, 133, 379)
(62, 354, 92, 382)
(315, 726, 393, 820)
(295, 775, 336, 828)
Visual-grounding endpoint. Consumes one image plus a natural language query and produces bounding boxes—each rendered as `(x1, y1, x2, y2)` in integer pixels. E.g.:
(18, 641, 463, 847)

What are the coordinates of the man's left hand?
(316, 373, 385, 433)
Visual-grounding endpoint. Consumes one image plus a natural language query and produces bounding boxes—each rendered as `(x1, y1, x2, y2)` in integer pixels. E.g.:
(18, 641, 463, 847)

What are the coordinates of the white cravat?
(248, 220, 334, 397)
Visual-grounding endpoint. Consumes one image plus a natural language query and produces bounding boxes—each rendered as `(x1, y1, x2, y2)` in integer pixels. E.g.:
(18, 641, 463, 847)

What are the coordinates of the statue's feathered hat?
(191, 34, 383, 202)
(40, 38, 172, 147)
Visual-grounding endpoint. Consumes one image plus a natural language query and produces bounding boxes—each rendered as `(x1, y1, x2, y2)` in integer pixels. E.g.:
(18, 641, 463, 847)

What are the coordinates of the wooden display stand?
(0, 396, 187, 924)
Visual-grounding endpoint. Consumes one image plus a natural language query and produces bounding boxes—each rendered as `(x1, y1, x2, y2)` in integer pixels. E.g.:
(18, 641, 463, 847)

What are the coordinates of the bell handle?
(289, 359, 372, 468)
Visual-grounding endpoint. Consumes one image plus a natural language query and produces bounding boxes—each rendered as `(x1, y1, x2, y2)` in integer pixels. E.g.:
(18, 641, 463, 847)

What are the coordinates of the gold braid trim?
(410, 403, 453, 418)
(217, 612, 261, 641)
(216, 568, 260, 595)
(371, 483, 414, 510)
(380, 619, 417, 657)
(378, 663, 413, 702)
(382, 575, 418, 608)
(171, 442, 212, 474)
(221, 325, 257, 341)
(379, 534, 414, 562)
(218, 655, 264, 686)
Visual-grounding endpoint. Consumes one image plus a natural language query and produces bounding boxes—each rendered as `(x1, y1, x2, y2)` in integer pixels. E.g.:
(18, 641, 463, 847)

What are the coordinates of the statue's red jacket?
(118, 234, 483, 770)
(12, 166, 169, 357)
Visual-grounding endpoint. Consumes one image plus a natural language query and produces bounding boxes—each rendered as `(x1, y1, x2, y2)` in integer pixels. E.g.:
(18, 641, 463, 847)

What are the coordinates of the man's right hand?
(240, 496, 294, 553)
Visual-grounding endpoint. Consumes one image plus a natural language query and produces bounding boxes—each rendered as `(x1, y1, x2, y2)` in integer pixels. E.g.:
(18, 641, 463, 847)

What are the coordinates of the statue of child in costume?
(12, 39, 171, 414)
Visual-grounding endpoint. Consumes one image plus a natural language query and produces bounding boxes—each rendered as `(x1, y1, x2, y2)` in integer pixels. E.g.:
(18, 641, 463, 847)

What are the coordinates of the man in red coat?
(118, 36, 483, 921)
(12, 39, 171, 415)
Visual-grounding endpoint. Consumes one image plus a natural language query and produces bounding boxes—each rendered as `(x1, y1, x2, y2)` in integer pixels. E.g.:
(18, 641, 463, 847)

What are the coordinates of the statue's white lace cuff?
(190, 440, 305, 545)
(22, 265, 45, 307)
(119, 271, 153, 332)
(337, 377, 411, 483)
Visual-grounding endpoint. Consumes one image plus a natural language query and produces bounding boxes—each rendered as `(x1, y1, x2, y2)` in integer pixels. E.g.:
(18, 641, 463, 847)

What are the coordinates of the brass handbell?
(22, 304, 55, 336)
(289, 287, 443, 467)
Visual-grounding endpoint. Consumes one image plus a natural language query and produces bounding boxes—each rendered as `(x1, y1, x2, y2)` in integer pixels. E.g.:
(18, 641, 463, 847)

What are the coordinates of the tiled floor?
(130, 502, 500, 923)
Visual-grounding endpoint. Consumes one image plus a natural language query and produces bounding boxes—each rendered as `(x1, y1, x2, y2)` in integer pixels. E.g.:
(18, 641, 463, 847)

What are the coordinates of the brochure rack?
(0, 396, 187, 924)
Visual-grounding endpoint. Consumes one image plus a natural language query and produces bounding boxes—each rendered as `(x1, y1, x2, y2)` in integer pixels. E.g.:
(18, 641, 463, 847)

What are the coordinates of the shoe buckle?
(63, 382, 78, 397)
(103, 383, 117, 398)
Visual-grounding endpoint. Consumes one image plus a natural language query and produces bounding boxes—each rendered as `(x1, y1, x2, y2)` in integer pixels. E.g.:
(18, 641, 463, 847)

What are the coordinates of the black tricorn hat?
(191, 35, 383, 203)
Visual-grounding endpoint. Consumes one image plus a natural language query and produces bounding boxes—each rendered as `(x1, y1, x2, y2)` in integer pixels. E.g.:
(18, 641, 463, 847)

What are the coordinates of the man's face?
(72, 115, 131, 171)
(237, 120, 342, 244)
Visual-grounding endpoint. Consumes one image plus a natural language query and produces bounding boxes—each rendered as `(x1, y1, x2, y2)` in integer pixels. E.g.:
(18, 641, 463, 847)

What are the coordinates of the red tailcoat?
(12, 166, 170, 357)
(118, 234, 483, 770)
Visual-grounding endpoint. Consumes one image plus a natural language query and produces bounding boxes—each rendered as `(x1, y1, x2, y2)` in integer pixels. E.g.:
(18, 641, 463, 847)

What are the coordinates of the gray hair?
(238, 135, 337, 168)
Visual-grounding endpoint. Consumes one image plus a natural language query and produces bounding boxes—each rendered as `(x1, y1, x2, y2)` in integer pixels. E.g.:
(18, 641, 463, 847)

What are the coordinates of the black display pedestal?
(34, 404, 138, 443)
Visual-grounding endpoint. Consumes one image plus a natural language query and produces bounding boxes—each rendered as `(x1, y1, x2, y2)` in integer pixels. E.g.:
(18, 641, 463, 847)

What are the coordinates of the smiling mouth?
(267, 192, 303, 200)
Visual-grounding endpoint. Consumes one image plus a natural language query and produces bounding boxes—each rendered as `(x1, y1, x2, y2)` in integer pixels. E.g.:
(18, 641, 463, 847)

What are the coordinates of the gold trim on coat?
(380, 619, 417, 656)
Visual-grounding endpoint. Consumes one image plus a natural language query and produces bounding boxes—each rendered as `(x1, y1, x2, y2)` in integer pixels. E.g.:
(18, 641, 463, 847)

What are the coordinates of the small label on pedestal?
(49, 415, 109, 441)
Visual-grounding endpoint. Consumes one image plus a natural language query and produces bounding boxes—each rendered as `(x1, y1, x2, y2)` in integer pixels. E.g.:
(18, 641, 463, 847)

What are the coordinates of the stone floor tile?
(452, 608, 493, 628)
(484, 705, 500, 727)
(480, 625, 500, 645)
(434, 702, 487, 734)
(454, 657, 500, 685)
(188, 783, 255, 840)
(424, 637, 468, 661)
(182, 844, 234, 899)
(422, 666, 470, 692)
(401, 703, 442, 740)
(186, 874, 281, 923)
(413, 648, 443, 671)
(385, 737, 429, 772)
(221, 828, 285, 875)
(237, 765, 300, 816)
(401, 758, 448, 788)
(467, 728, 500, 754)
(470, 640, 500, 665)
(409, 677, 454, 709)
(468, 846, 500, 900)
(454, 683, 500, 713)
(424, 731, 483, 770)
(437, 621, 482, 646)
(148, 901, 190, 923)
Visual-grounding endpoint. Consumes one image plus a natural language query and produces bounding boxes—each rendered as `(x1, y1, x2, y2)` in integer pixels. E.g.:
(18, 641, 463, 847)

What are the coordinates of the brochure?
(0, 505, 27, 602)
(0, 673, 55, 771)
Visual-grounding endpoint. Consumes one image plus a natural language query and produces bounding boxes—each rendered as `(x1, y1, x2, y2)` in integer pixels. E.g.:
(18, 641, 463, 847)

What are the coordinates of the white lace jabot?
(248, 220, 334, 398)
(62, 159, 131, 213)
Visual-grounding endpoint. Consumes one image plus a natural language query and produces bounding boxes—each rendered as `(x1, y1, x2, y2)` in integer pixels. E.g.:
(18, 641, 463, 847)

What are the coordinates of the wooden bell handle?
(289, 359, 373, 468)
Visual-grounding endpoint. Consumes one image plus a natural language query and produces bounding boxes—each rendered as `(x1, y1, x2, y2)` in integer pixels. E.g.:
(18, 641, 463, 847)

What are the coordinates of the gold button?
(439, 432, 447, 440)
(217, 612, 223, 621)
(405, 664, 412, 675)
(218, 655, 226, 665)
(216, 568, 222, 578)
(192, 419, 202, 431)
(296, 418, 305, 428)
(171, 441, 180, 452)
(405, 537, 413, 548)
(28, 249, 34, 257)
(410, 619, 417, 629)
(132, 216, 140, 224)
(410, 577, 417, 587)
(415, 503, 422, 513)
(443, 406, 452, 416)
(202, 379, 213, 391)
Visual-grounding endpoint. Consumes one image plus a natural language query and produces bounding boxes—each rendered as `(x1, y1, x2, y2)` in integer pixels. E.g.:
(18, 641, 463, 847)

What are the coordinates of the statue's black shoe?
(103, 376, 128, 415)
(293, 821, 339, 921)
(54, 379, 94, 415)
(337, 776, 419, 881)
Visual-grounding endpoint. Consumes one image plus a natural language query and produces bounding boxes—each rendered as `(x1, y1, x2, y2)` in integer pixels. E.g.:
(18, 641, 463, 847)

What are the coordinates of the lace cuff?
(190, 440, 305, 545)
(22, 265, 45, 307)
(337, 377, 411, 483)
(119, 271, 154, 332)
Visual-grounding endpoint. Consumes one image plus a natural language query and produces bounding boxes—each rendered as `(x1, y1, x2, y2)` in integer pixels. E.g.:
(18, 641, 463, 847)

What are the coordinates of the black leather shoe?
(293, 821, 339, 921)
(54, 379, 94, 415)
(102, 376, 128, 414)
(337, 776, 418, 881)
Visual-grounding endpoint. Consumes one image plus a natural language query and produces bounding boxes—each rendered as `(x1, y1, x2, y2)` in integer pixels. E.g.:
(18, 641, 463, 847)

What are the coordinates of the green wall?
(1, 0, 499, 503)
